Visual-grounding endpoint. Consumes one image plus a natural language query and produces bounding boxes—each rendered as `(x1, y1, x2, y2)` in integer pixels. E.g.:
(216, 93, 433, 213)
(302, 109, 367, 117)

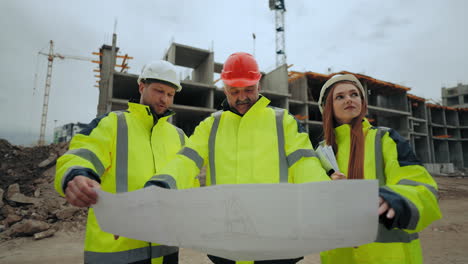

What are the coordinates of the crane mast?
(37, 40, 92, 145)
(269, 0, 286, 67)
(38, 40, 55, 146)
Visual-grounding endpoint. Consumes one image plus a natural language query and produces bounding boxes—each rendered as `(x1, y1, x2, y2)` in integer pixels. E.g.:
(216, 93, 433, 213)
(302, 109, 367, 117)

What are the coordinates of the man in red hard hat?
(220, 52, 263, 115)
(146, 52, 330, 264)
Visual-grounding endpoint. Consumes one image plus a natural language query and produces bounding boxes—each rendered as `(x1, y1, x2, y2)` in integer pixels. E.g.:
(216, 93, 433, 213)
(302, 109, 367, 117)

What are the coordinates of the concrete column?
(165, 44, 176, 64)
(261, 64, 288, 95)
(192, 52, 214, 85)
(97, 44, 118, 116)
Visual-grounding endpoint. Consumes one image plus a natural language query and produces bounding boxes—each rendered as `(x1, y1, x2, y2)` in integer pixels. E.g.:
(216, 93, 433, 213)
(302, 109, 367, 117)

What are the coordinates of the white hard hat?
(137, 60, 182, 92)
(318, 74, 365, 113)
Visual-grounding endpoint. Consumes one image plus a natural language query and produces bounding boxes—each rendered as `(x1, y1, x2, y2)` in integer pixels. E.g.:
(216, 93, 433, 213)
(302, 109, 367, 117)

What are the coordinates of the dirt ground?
(0, 176, 467, 264)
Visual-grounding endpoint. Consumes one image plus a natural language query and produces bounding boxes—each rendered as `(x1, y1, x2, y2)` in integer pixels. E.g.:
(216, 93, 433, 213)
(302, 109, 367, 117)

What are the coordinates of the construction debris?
(0, 188, 3, 208)
(0, 139, 86, 241)
(6, 184, 42, 205)
(38, 153, 58, 168)
(7, 219, 50, 237)
(33, 228, 57, 240)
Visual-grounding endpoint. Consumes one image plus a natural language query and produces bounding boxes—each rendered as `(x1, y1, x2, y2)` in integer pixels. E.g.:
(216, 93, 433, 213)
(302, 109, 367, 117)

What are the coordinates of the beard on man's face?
(236, 98, 252, 105)
(141, 99, 164, 116)
(149, 105, 160, 116)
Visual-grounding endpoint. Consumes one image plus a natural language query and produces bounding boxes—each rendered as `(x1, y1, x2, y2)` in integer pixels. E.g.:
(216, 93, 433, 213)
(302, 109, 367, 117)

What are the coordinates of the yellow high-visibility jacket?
(55, 102, 187, 264)
(320, 118, 442, 264)
(147, 96, 330, 264)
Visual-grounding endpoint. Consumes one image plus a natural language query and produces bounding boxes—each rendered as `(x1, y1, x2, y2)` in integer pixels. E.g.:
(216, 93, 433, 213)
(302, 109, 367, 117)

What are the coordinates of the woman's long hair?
(322, 81, 368, 179)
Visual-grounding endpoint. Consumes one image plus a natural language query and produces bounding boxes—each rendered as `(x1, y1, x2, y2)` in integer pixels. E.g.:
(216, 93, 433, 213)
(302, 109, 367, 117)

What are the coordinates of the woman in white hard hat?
(317, 74, 441, 264)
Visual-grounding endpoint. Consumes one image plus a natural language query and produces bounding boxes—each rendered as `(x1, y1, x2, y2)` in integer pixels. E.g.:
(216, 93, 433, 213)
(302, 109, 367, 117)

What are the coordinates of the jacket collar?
(127, 102, 174, 129)
(334, 118, 371, 141)
(220, 95, 270, 117)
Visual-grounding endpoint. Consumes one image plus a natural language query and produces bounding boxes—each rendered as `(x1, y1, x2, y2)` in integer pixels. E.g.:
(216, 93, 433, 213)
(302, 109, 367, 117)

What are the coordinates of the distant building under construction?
(442, 83, 468, 108)
(93, 41, 468, 174)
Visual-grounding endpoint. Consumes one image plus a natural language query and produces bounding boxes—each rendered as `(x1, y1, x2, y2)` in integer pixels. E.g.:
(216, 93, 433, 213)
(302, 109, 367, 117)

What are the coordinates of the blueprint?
(93, 180, 379, 261)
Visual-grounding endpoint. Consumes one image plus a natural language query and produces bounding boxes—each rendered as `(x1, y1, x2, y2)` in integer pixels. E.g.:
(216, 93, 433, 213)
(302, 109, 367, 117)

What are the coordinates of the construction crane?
(37, 40, 93, 146)
(269, 0, 286, 67)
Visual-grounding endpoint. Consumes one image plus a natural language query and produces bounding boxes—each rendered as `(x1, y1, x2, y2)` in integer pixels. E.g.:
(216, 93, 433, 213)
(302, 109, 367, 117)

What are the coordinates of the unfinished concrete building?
(424, 104, 468, 172)
(95, 41, 468, 173)
(95, 42, 290, 136)
(442, 83, 468, 108)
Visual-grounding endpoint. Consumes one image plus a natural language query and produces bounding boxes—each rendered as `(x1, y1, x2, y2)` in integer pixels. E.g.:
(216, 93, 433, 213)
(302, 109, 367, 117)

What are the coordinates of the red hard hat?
(221, 52, 261, 87)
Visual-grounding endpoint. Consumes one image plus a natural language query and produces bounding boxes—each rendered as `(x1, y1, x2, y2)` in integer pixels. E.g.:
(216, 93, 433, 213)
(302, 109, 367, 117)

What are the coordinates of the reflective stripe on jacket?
(148, 96, 330, 264)
(55, 102, 186, 264)
(149, 96, 329, 189)
(320, 118, 442, 264)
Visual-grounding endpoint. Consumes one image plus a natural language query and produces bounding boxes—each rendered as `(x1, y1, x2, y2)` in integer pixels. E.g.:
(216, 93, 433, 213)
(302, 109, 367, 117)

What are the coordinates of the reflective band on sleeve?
(209, 111, 223, 186)
(176, 127, 185, 146)
(275, 109, 288, 183)
(84, 245, 178, 263)
(149, 174, 178, 189)
(116, 112, 129, 193)
(66, 149, 105, 176)
(398, 179, 439, 200)
(286, 149, 317, 168)
(375, 223, 419, 243)
(179, 147, 203, 170)
(151, 245, 179, 258)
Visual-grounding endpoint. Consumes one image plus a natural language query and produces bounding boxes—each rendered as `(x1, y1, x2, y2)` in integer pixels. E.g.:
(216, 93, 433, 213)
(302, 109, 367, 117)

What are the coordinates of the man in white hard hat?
(55, 60, 190, 264)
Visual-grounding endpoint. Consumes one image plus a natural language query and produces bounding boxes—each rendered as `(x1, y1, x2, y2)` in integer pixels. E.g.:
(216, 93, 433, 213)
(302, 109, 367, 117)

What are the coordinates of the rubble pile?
(0, 139, 87, 241)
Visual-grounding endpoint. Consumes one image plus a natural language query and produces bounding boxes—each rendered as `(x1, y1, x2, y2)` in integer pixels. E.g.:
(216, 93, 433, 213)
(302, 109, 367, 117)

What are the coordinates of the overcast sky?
(1, 0, 467, 145)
